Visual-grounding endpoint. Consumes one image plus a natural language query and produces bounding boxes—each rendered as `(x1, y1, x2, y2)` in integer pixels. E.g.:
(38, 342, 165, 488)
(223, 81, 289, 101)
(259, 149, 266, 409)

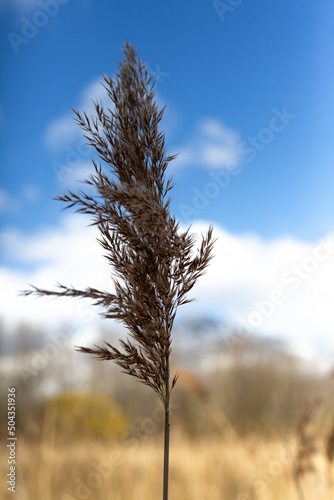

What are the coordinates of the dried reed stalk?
(327, 422, 334, 463)
(272, 394, 305, 500)
(22, 42, 215, 500)
(295, 398, 321, 476)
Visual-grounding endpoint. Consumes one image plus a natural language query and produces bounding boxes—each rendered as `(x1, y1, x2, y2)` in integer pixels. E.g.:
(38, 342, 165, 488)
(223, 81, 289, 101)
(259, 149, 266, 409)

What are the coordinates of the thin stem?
(163, 354, 170, 500)
(163, 403, 170, 500)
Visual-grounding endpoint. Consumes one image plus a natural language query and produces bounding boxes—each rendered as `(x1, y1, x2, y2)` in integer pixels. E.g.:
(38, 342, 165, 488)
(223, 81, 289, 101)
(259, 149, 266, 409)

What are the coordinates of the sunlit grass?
(1, 435, 333, 500)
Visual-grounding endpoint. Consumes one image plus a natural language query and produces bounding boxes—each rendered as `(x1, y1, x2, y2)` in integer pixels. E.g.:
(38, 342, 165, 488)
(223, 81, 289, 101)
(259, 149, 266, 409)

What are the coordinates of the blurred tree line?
(1, 321, 334, 443)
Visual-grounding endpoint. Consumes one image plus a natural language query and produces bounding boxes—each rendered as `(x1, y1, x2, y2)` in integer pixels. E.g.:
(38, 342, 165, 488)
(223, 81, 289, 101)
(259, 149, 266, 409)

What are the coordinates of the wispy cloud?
(45, 78, 239, 173)
(0, 185, 41, 215)
(55, 162, 93, 189)
(175, 119, 240, 170)
(0, 214, 109, 330)
(45, 77, 111, 149)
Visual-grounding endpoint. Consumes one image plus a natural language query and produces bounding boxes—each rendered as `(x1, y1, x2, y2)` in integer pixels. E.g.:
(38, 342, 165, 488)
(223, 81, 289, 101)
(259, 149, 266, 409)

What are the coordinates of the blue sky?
(1, 0, 334, 353)
(1, 0, 334, 240)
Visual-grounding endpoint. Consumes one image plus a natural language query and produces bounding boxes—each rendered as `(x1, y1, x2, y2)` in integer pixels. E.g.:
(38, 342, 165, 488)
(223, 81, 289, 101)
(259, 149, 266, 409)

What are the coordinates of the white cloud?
(183, 222, 334, 349)
(45, 79, 238, 174)
(1, 216, 334, 353)
(45, 77, 111, 149)
(175, 119, 240, 170)
(53, 161, 93, 190)
(0, 214, 111, 331)
(0, 186, 41, 216)
(45, 115, 80, 149)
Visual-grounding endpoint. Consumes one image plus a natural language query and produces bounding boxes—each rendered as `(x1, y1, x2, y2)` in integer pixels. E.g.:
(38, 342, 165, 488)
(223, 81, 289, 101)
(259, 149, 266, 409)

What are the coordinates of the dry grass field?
(2, 331, 334, 500)
(1, 434, 334, 500)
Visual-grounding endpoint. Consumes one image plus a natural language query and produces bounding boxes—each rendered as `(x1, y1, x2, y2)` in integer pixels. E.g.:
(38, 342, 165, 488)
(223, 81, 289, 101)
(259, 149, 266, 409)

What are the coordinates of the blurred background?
(1, 1, 334, 499)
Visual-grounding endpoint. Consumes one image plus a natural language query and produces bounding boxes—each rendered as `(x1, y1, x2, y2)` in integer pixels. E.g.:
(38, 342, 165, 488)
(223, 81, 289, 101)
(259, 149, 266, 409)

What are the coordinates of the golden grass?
(1, 434, 334, 500)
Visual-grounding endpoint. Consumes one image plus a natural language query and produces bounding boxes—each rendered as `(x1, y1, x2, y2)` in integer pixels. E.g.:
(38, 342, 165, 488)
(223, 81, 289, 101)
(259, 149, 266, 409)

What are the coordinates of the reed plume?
(22, 41, 215, 500)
